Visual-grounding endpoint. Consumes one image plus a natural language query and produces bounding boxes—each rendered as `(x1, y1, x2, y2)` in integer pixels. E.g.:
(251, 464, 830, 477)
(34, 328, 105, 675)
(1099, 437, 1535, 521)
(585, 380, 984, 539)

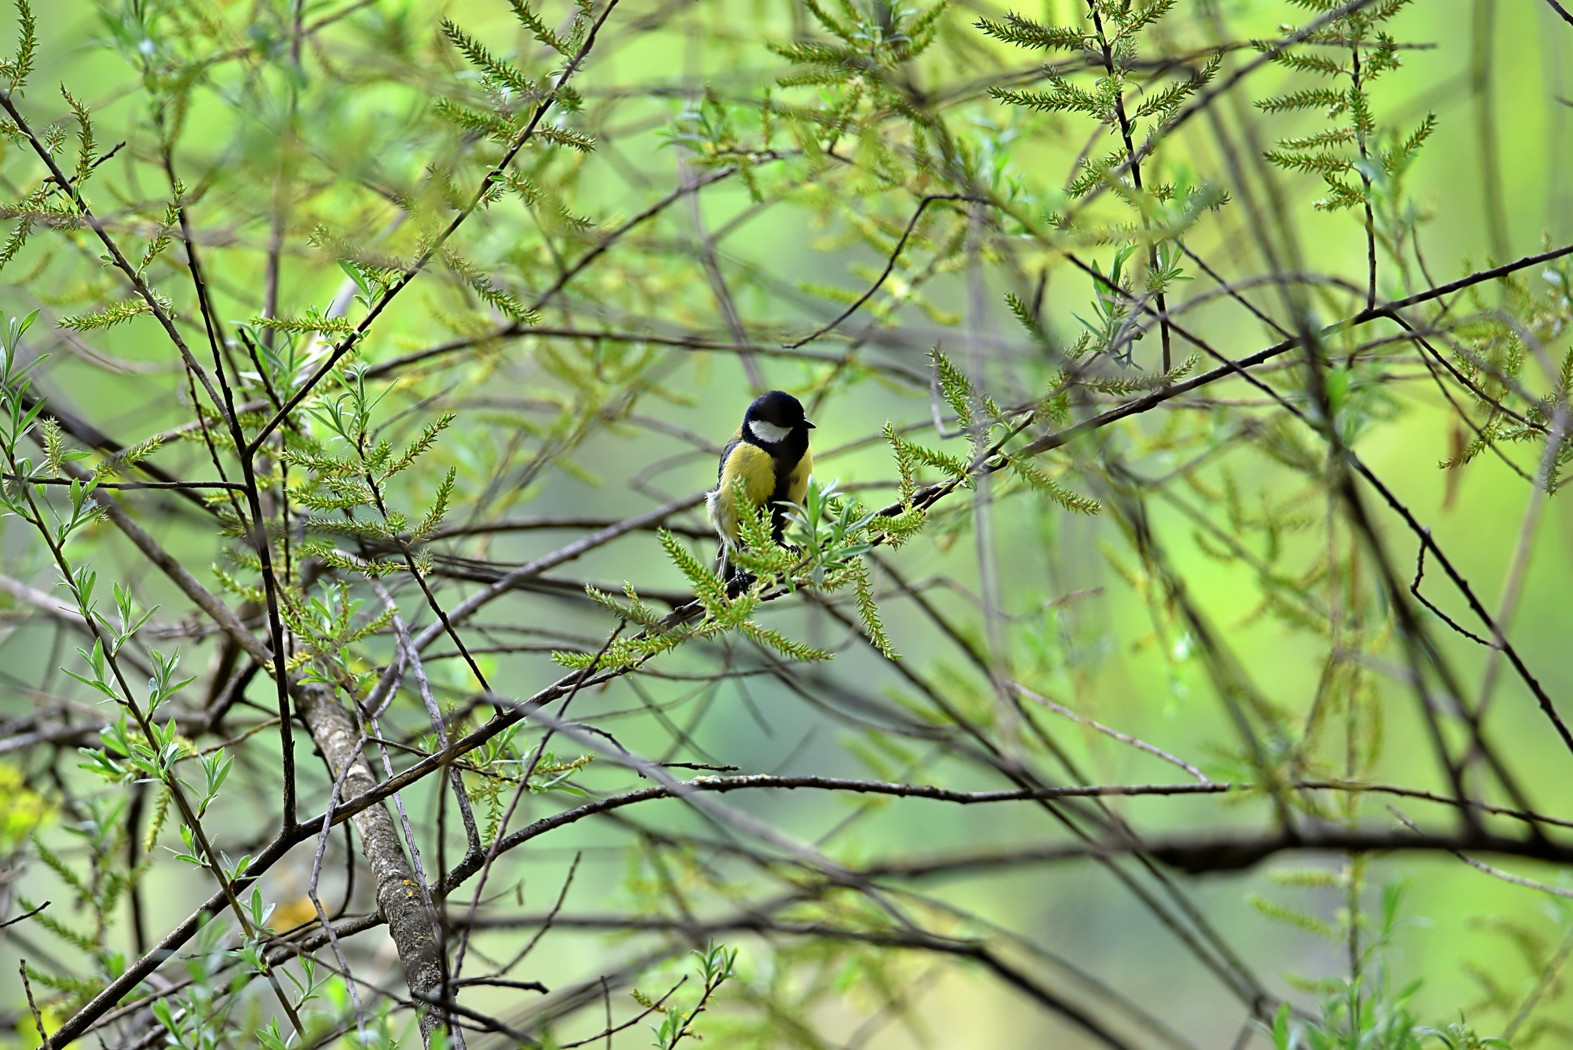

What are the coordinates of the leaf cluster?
(981, 1, 1222, 364)
(1254, 0, 1434, 213)
(557, 527, 834, 671)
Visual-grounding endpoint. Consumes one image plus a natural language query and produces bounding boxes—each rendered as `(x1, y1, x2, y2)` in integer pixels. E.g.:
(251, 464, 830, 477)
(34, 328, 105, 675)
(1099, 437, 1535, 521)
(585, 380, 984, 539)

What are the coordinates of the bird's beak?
(804, 419, 816, 429)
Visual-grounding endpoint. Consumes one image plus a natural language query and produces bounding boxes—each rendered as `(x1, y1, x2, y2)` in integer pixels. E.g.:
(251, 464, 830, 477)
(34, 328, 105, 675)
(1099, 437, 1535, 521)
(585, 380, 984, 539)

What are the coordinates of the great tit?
(706, 390, 815, 564)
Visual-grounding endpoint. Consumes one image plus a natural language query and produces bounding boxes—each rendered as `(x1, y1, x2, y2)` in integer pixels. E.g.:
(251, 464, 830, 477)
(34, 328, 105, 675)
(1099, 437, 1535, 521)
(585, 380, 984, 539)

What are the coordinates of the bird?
(706, 390, 815, 573)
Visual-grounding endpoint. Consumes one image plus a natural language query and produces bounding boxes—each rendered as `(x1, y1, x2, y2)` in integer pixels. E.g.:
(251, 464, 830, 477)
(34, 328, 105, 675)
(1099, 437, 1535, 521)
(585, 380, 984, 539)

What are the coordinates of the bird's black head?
(743, 390, 814, 446)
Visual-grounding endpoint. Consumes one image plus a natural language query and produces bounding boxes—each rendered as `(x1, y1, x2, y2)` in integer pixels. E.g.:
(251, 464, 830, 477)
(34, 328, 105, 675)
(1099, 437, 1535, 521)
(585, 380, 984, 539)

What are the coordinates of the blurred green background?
(2, 0, 1573, 1046)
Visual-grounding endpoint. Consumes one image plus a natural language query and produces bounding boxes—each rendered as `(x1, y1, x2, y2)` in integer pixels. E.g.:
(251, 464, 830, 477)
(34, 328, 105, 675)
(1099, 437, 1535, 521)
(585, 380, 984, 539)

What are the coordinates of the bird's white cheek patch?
(749, 420, 793, 444)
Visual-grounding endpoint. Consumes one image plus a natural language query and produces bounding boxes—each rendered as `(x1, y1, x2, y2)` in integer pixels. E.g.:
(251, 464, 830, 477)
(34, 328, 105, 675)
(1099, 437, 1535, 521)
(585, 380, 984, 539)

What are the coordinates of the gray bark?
(297, 684, 446, 1044)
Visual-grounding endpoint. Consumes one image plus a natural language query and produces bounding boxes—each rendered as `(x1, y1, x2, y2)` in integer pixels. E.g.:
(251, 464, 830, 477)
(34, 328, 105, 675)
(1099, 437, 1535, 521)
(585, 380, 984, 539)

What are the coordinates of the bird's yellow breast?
(707, 439, 776, 542)
(707, 436, 813, 544)
(783, 444, 812, 506)
(720, 439, 777, 506)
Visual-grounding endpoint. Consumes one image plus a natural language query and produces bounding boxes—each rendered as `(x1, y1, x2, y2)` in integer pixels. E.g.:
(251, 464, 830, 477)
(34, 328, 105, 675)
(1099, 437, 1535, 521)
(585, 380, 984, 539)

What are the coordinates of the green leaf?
(975, 13, 1084, 51)
(659, 529, 727, 611)
(57, 297, 162, 332)
(2, 0, 36, 92)
(929, 347, 974, 429)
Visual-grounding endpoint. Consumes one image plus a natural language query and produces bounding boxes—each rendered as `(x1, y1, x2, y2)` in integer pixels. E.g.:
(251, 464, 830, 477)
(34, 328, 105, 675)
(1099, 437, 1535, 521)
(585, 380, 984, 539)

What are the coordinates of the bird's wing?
(715, 428, 743, 486)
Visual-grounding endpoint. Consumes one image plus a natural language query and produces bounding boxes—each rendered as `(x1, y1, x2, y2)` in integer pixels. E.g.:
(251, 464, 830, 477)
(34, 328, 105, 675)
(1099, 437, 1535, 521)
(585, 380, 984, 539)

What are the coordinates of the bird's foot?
(724, 568, 755, 598)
